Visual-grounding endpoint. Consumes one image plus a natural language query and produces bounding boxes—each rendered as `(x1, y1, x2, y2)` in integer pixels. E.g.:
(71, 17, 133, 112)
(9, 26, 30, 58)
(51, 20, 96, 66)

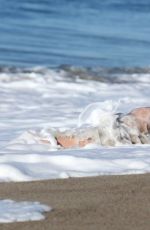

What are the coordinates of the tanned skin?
(128, 107, 150, 134)
(40, 107, 150, 148)
(56, 107, 150, 148)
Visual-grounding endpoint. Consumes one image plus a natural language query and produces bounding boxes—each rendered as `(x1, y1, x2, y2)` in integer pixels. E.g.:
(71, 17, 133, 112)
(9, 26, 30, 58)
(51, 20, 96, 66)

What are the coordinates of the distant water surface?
(0, 0, 150, 67)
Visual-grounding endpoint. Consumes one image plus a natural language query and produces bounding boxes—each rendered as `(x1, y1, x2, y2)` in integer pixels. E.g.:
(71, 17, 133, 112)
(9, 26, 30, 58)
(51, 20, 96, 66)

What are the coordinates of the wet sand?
(0, 174, 149, 230)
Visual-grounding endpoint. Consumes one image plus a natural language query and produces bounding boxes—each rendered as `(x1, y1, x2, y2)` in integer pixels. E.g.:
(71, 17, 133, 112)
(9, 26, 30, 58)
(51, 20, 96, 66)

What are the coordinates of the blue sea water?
(0, 0, 150, 68)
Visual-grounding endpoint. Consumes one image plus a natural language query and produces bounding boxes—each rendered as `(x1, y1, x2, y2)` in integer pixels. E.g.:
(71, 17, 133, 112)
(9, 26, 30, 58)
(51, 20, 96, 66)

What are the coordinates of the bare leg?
(56, 135, 93, 148)
(56, 127, 101, 148)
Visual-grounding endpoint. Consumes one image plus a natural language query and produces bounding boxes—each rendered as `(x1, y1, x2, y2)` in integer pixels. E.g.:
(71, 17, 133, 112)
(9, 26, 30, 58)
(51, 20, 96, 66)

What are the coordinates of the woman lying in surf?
(26, 107, 150, 149)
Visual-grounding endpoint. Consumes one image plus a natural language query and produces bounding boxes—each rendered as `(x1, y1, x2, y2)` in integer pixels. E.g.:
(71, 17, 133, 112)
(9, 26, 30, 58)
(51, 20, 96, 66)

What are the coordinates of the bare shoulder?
(129, 107, 150, 117)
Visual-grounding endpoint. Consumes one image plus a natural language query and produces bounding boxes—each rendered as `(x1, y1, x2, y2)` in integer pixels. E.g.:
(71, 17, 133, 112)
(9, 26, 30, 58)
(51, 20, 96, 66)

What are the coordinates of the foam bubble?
(0, 200, 51, 223)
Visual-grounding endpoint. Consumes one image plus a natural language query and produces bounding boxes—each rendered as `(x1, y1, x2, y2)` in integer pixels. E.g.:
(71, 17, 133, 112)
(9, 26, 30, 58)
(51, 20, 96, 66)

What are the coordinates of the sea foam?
(0, 66, 150, 182)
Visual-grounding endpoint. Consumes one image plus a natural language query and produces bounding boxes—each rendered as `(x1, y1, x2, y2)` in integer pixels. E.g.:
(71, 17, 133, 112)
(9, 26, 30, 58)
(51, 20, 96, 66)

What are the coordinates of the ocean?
(0, 0, 150, 183)
(0, 0, 150, 68)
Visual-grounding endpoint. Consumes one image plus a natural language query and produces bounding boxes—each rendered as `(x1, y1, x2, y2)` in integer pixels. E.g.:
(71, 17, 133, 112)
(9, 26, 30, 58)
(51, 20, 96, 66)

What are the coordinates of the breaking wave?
(0, 65, 150, 84)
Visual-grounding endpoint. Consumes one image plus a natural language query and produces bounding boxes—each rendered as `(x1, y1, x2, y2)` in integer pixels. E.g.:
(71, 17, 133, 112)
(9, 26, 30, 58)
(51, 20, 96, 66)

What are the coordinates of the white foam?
(0, 200, 51, 223)
(0, 67, 150, 182)
(78, 100, 119, 127)
(0, 146, 149, 181)
(78, 100, 123, 146)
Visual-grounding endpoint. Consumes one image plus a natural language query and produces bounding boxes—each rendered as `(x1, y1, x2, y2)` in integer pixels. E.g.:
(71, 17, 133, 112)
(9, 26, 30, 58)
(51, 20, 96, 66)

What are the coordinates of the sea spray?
(78, 101, 122, 146)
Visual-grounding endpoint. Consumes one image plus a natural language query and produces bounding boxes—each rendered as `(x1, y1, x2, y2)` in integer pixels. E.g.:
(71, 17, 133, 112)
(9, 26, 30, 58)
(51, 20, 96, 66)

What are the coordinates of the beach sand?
(0, 174, 149, 230)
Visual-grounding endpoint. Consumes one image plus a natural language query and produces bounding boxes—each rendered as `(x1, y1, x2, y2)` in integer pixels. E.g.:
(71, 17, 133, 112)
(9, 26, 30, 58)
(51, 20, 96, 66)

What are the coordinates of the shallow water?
(0, 1, 150, 182)
(1, 0, 150, 67)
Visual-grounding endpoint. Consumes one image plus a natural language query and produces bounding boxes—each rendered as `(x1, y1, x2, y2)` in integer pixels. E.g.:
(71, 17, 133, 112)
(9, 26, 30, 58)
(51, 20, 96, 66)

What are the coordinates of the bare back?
(128, 107, 150, 133)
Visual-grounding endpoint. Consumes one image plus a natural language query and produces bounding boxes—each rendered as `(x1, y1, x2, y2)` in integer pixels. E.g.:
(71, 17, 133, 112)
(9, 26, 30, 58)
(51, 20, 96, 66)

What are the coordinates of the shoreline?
(0, 173, 149, 230)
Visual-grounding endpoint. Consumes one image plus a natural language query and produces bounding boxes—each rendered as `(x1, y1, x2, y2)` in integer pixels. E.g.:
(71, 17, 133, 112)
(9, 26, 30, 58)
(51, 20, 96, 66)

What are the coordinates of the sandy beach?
(0, 174, 149, 230)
